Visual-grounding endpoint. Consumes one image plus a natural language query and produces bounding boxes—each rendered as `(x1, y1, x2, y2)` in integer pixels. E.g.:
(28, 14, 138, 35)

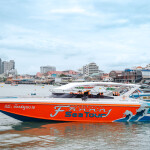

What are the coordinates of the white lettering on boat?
(13, 104, 35, 110)
(4, 104, 35, 110)
(50, 106, 70, 117)
(50, 105, 112, 118)
(4, 104, 11, 108)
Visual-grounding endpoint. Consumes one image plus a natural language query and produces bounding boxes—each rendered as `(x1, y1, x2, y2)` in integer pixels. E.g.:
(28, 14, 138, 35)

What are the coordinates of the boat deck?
(0, 96, 141, 105)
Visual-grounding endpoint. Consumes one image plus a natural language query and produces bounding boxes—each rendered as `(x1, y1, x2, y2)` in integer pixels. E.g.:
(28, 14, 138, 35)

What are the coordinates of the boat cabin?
(51, 82, 140, 101)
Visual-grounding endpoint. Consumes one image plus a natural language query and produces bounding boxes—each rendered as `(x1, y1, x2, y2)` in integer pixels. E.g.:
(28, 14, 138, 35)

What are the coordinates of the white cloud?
(1, 22, 150, 74)
(1, 0, 150, 74)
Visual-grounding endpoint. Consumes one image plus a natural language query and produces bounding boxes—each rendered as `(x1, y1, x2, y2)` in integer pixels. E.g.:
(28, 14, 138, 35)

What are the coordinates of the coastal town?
(0, 58, 150, 85)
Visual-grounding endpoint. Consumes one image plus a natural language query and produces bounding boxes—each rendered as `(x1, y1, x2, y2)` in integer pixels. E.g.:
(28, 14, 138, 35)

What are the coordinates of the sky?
(0, 0, 150, 74)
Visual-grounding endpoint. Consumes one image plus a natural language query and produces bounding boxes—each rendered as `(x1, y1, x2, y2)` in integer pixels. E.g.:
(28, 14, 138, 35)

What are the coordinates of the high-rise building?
(2, 61, 8, 74)
(40, 66, 56, 73)
(2, 60, 15, 74)
(83, 62, 99, 76)
(9, 60, 15, 70)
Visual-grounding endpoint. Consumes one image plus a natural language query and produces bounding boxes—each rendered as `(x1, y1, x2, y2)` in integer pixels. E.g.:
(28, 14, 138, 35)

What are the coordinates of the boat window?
(52, 84, 135, 99)
(52, 93, 114, 99)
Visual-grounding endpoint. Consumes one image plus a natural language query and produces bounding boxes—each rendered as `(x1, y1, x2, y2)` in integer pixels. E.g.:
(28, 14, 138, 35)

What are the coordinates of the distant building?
(47, 71, 64, 76)
(122, 69, 142, 83)
(83, 62, 99, 76)
(2, 60, 15, 74)
(109, 69, 142, 83)
(2, 61, 9, 73)
(103, 77, 113, 82)
(36, 70, 79, 79)
(136, 66, 143, 70)
(78, 68, 83, 74)
(101, 73, 110, 81)
(8, 69, 17, 76)
(40, 66, 56, 73)
(36, 72, 43, 78)
(141, 70, 150, 79)
(109, 71, 123, 82)
(63, 70, 79, 75)
(145, 64, 150, 70)
(9, 60, 15, 70)
(132, 64, 150, 82)
(47, 70, 78, 77)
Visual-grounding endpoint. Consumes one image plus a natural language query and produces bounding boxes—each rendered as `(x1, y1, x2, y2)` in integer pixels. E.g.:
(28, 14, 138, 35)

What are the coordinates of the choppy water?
(0, 84, 150, 150)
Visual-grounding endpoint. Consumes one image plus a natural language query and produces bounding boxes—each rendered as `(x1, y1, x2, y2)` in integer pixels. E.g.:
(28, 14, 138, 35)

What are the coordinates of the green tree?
(60, 74, 67, 77)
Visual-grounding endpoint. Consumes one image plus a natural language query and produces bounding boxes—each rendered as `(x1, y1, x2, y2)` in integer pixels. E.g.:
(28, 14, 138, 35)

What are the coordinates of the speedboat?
(130, 84, 150, 101)
(0, 82, 150, 122)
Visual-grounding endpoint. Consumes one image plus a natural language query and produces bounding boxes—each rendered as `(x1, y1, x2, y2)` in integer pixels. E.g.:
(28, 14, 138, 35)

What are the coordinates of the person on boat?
(83, 90, 90, 95)
(98, 92, 104, 98)
(113, 92, 115, 96)
(78, 90, 83, 95)
(113, 92, 120, 96)
(70, 90, 84, 98)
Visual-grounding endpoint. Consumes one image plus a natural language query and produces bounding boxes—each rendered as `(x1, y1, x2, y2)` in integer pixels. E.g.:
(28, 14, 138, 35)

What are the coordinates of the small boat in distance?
(0, 82, 150, 122)
(11, 82, 18, 86)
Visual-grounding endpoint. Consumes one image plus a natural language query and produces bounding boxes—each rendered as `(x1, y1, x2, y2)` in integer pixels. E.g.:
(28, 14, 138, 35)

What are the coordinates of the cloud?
(1, 0, 150, 74)
(50, 8, 86, 14)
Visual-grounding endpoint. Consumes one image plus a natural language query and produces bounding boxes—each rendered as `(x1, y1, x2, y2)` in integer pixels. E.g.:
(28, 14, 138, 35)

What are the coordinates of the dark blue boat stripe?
(0, 110, 60, 122)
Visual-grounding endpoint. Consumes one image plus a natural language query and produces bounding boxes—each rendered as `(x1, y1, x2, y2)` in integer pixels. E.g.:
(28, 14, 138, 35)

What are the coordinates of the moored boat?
(130, 85, 150, 102)
(0, 82, 150, 122)
(11, 82, 18, 86)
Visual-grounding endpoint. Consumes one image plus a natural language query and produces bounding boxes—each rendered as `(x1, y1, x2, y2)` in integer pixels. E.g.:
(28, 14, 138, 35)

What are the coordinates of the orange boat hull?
(0, 101, 142, 122)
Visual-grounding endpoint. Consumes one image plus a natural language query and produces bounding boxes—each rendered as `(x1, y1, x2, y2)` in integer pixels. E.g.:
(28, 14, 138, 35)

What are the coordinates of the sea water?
(0, 84, 150, 150)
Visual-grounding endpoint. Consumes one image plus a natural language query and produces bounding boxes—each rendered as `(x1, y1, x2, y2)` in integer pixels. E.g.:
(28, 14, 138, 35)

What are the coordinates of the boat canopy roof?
(55, 82, 140, 90)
